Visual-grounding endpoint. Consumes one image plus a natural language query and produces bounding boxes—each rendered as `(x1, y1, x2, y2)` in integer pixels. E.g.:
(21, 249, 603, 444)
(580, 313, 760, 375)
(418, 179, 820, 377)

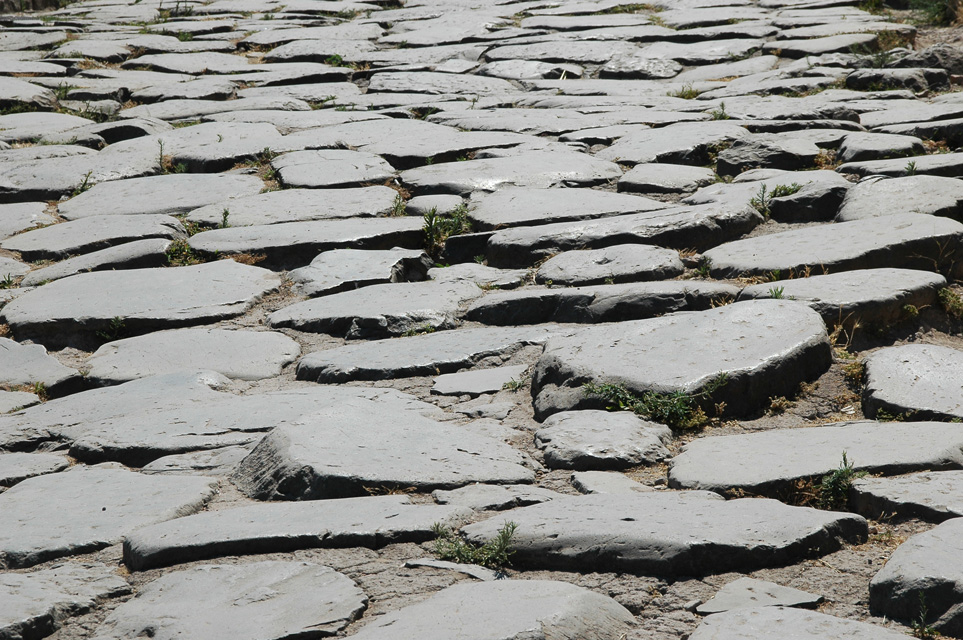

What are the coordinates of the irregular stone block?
(852, 471, 963, 522)
(863, 344, 963, 420)
(535, 410, 672, 470)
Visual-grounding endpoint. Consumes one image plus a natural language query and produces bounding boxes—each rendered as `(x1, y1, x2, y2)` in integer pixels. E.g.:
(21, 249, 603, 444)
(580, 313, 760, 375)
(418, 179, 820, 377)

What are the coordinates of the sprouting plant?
(0, 274, 16, 289)
(165, 239, 203, 266)
(769, 285, 785, 299)
(750, 184, 771, 217)
(390, 193, 406, 217)
(912, 591, 940, 638)
(71, 171, 94, 197)
(177, 31, 193, 41)
(422, 204, 472, 258)
(843, 360, 865, 389)
(96, 316, 127, 342)
(431, 521, 518, 569)
(696, 256, 712, 278)
(324, 54, 345, 67)
(817, 452, 867, 511)
(905, 160, 918, 176)
(709, 101, 730, 120)
(939, 287, 963, 319)
(583, 374, 729, 430)
(502, 377, 525, 392)
(220, 208, 230, 228)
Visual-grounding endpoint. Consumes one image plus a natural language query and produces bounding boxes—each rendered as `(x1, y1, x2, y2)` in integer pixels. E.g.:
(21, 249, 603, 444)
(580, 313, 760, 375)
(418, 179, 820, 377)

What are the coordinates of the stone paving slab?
(852, 471, 963, 522)
(835, 176, 963, 222)
(0, 465, 218, 568)
(535, 410, 672, 470)
(863, 344, 963, 421)
(124, 495, 471, 571)
(0, 451, 67, 487)
(669, 421, 963, 496)
(689, 607, 913, 640)
(0, 337, 78, 395)
(697, 577, 824, 615)
(532, 300, 831, 420)
(462, 493, 867, 575)
(91, 562, 366, 640)
(20, 238, 173, 287)
(535, 244, 684, 286)
(431, 364, 528, 397)
(288, 248, 431, 298)
(273, 149, 395, 189)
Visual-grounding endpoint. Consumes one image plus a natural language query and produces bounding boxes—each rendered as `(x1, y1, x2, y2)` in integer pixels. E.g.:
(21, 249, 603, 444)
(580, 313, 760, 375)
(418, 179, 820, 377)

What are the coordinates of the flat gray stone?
(187, 187, 398, 227)
(852, 471, 963, 522)
(689, 606, 912, 640)
(1, 214, 184, 262)
(288, 248, 432, 298)
(141, 446, 251, 477)
(487, 202, 762, 268)
(737, 268, 945, 328)
(468, 187, 668, 231)
(91, 562, 366, 640)
(273, 149, 395, 189)
(119, 96, 311, 122)
(346, 580, 634, 640)
(0, 76, 56, 111)
(124, 495, 471, 571)
(477, 59, 583, 80)
(703, 213, 963, 279)
(669, 420, 963, 496)
(0, 390, 38, 414)
(835, 176, 963, 222)
(0, 112, 93, 144)
(20, 238, 173, 287)
(462, 492, 867, 575)
(0, 465, 217, 568)
(619, 163, 718, 194)
(57, 174, 265, 220)
(121, 52, 260, 75)
(269, 279, 483, 339)
(296, 325, 574, 383)
(571, 470, 653, 494)
(0, 452, 67, 487)
(429, 263, 528, 290)
(536, 244, 684, 286)
(0, 202, 55, 241)
(367, 71, 518, 96)
(400, 151, 622, 195)
(597, 122, 749, 166)
(716, 136, 820, 178)
(402, 558, 501, 581)
(188, 217, 423, 270)
(431, 364, 528, 397)
(464, 281, 740, 326)
(2, 261, 280, 349)
(535, 410, 672, 470)
(837, 132, 925, 164)
(232, 403, 535, 500)
(601, 54, 682, 79)
(532, 299, 830, 420)
(870, 518, 963, 636)
(85, 328, 300, 385)
(763, 33, 877, 58)
(484, 40, 643, 64)
(431, 483, 561, 511)
(863, 344, 963, 421)
(0, 337, 77, 395)
(697, 577, 824, 614)
(837, 152, 963, 178)
(0, 563, 130, 640)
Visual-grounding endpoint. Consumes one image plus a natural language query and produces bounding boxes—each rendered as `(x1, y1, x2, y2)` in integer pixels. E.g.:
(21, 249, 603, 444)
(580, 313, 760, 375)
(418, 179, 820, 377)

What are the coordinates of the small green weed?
(667, 83, 699, 99)
(939, 288, 963, 319)
(909, 0, 959, 25)
(709, 102, 730, 120)
(912, 591, 941, 638)
(71, 171, 94, 198)
(165, 239, 203, 266)
(431, 521, 518, 569)
(402, 324, 436, 337)
(502, 377, 525, 392)
(176, 31, 193, 41)
(769, 285, 785, 299)
(220, 208, 230, 228)
(96, 316, 127, 342)
(905, 160, 918, 176)
(390, 193, 406, 217)
(0, 274, 16, 289)
(817, 452, 867, 511)
(696, 256, 712, 278)
(423, 204, 471, 258)
(583, 374, 729, 430)
(750, 183, 801, 217)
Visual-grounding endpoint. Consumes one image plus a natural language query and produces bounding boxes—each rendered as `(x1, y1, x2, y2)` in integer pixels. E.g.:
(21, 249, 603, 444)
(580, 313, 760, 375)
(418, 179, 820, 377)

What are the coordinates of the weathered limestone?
(535, 410, 672, 470)
(863, 344, 963, 420)
(852, 471, 963, 522)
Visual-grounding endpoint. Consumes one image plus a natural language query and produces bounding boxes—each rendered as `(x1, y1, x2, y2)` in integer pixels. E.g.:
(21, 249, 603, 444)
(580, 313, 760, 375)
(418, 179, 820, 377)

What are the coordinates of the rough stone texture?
(689, 607, 913, 640)
(571, 471, 653, 495)
(0, 202, 55, 241)
(431, 483, 561, 511)
(268, 279, 483, 339)
(186, 187, 398, 227)
(123, 495, 471, 571)
(288, 248, 432, 297)
(0, 337, 78, 394)
(836, 132, 925, 164)
(863, 344, 963, 420)
(20, 239, 174, 287)
(0, 563, 131, 640)
(0, 465, 217, 568)
(852, 471, 963, 522)
(835, 175, 963, 223)
(91, 562, 367, 640)
(596, 122, 749, 166)
(696, 577, 824, 615)
(462, 493, 867, 575)
(85, 328, 300, 385)
(534, 410, 672, 470)
(535, 244, 684, 286)
(669, 421, 963, 496)
(2, 261, 280, 348)
(618, 163, 718, 194)
(231, 402, 535, 500)
(431, 365, 528, 397)
(0, 452, 67, 487)
(532, 300, 831, 420)
(870, 518, 963, 636)
(273, 149, 395, 189)
(346, 580, 635, 640)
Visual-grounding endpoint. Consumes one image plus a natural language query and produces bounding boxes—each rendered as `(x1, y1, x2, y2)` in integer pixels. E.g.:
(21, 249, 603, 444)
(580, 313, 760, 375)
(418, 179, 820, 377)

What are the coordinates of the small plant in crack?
(816, 451, 867, 511)
(583, 374, 729, 430)
(422, 204, 472, 258)
(431, 521, 518, 569)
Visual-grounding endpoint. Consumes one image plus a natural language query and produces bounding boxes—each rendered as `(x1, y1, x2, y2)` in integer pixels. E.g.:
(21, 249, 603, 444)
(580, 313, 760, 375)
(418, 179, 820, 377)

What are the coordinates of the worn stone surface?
(535, 244, 684, 286)
(186, 187, 399, 227)
(0, 337, 78, 393)
(535, 410, 672, 470)
(619, 163, 718, 194)
(288, 248, 432, 297)
(835, 175, 963, 222)
(863, 344, 963, 421)
(92, 562, 367, 640)
(696, 577, 824, 614)
(0, 451, 67, 487)
(20, 238, 173, 287)
(431, 365, 528, 397)
(852, 471, 963, 522)
(462, 493, 867, 575)
(273, 149, 395, 189)
(689, 607, 912, 640)
(532, 300, 831, 420)
(431, 483, 560, 511)
(669, 421, 963, 496)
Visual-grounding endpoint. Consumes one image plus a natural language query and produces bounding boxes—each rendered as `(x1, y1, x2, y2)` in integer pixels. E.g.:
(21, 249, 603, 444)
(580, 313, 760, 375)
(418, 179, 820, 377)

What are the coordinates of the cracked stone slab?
(20, 239, 173, 287)
(431, 364, 528, 397)
(346, 580, 634, 640)
(2, 261, 280, 349)
(836, 131, 924, 164)
(268, 279, 484, 339)
(487, 203, 762, 268)
(188, 217, 423, 270)
(0, 337, 78, 395)
(124, 495, 471, 571)
(737, 268, 945, 328)
(852, 471, 963, 522)
(431, 483, 561, 511)
(57, 174, 265, 220)
(697, 577, 823, 615)
(288, 248, 432, 297)
(835, 176, 963, 222)
(763, 33, 877, 57)
(596, 121, 749, 166)
(400, 151, 621, 195)
(863, 344, 963, 421)
(0, 202, 55, 241)
(0, 563, 131, 640)
(870, 518, 963, 636)
(669, 420, 963, 496)
(1, 214, 184, 262)
(187, 186, 398, 227)
(837, 151, 963, 178)
(272, 149, 395, 189)
(462, 493, 867, 575)
(535, 410, 672, 470)
(532, 300, 830, 420)
(141, 446, 251, 477)
(91, 562, 366, 640)
(715, 136, 820, 177)
(571, 470, 653, 495)
(689, 606, 912, 640)
(468, 187, 668, 231)
(0, 465, 217, 569)
(295, 325, 574, 383)
(367, 71, 518, 95)
(618, 163, 718, 194)
(464, 281, 740, 326)
(232, 403, 535, 500)
(703, 213, 963, 279)
(85, 328, 300, 385)
(535, 244, 684, 286)
(0, 389, 38, 414)
(0, 452, 67, 488)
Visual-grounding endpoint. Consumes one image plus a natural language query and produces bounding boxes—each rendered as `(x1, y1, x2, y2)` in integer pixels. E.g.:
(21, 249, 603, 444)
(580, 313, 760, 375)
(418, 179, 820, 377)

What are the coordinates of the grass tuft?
(431, 521, 518, 569)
